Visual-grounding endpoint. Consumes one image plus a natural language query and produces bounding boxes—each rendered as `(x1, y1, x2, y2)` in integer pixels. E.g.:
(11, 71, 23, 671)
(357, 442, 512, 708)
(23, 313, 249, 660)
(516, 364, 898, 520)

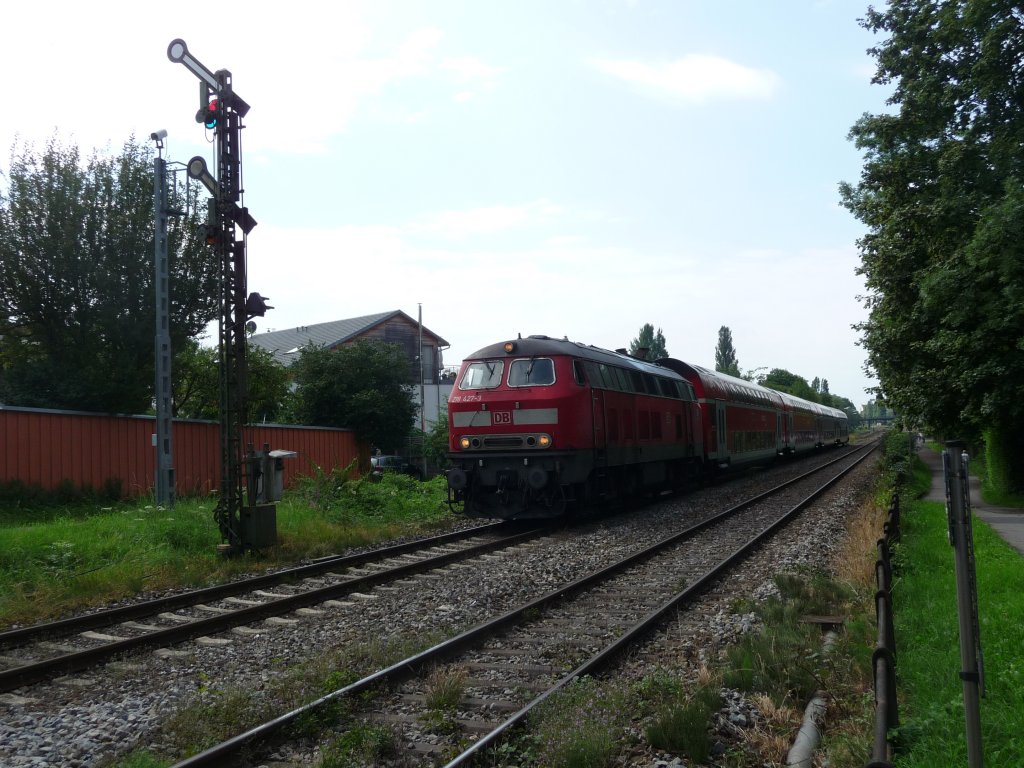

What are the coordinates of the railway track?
(0, 521, 549, 693)
(167, 441, 877, 767)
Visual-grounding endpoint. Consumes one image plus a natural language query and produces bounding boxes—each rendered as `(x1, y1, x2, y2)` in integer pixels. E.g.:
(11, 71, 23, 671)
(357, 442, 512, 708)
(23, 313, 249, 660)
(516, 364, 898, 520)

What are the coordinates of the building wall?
(413, 384, 454, 431)
(0, 406, 358, 499)
(355, 316, 444, 384)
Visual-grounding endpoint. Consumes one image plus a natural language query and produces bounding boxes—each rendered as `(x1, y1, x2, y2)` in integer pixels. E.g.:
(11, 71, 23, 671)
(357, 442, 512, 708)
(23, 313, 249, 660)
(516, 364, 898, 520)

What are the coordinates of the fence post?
(943, 441, 984, 768)
(867, 496, 901, 768)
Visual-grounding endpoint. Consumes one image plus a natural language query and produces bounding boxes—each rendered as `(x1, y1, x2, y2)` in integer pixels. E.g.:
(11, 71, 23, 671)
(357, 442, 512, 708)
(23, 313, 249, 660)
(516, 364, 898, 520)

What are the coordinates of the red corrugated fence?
(0, 405, 359, 499)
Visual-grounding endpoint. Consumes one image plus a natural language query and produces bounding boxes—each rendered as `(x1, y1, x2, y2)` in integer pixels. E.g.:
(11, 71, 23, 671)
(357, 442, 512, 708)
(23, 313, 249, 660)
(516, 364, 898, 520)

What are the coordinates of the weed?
(158, 634, 441, 759)
(100, 752, 173, 768)
(419, 708, 462, 735)
(484, 732, 544, 766)
(532, 677, 631, 767)
(424, 664, 467, 712)
(318, 723, 397, 767)
(645, 684, 720, 761)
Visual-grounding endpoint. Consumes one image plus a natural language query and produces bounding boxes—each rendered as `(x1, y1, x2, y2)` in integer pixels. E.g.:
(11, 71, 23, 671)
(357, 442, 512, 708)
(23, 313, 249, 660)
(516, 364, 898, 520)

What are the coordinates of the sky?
(2, 0, 892, 406)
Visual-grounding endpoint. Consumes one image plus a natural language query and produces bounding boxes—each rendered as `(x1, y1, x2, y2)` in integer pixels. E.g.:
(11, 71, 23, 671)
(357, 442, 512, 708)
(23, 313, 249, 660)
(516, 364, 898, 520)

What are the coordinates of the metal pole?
(418, 303, 426, 477)
(943, 440, 984, 768)
(152, 144, 175, 507)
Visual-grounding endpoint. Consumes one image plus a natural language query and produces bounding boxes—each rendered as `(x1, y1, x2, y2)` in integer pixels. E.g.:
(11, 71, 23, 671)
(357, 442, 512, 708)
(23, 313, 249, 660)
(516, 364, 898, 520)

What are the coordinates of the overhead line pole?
(152, 132, 175, 507)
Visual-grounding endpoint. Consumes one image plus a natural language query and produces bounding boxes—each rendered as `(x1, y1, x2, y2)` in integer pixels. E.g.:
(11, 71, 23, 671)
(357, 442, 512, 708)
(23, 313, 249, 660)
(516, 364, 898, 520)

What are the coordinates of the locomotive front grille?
(459, 432, 553, 450)
(483, 436, 524, 448)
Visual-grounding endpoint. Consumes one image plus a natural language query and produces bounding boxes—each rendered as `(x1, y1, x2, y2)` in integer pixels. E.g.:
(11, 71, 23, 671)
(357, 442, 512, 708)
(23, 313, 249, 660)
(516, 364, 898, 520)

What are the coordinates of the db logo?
(493, 411, 512, 425)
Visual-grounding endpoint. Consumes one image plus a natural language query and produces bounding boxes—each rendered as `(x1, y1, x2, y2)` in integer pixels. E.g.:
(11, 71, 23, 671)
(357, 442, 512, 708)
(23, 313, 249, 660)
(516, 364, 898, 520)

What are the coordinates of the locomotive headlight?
(538, 434, 552, 447)
(459, 436, 471, 450)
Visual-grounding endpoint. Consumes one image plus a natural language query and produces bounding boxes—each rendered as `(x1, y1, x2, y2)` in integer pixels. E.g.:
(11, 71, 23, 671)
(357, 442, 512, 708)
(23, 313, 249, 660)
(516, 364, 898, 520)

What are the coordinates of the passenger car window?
(459, 361, 505, 390)
(508, 358, 556, 386)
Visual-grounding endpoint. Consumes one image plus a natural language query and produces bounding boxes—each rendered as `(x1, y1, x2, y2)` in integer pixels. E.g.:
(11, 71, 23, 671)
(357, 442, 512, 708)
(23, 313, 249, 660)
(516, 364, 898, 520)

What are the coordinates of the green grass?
(531, 676, 629, 768)
(644, 682, 720, 762)
(0, 473, 455, 627)
(891, 499, 1024, 766)
(150, 633, 437, 763)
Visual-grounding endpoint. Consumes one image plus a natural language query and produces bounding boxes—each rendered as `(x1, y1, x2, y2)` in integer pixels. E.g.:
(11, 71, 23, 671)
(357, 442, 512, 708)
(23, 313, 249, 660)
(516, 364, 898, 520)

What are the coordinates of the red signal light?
(195, 98, 218, 129)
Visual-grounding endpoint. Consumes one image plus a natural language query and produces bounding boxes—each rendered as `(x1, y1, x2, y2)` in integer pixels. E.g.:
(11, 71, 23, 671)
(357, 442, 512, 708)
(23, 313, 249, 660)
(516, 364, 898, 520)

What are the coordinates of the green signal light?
(195, 98, 218, 129)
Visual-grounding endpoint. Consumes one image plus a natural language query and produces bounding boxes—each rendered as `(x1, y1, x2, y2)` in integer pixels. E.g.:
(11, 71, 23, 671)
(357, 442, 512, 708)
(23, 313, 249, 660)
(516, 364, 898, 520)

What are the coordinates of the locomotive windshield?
(459, 360, 505, 390)
(508, 357, 555, 386)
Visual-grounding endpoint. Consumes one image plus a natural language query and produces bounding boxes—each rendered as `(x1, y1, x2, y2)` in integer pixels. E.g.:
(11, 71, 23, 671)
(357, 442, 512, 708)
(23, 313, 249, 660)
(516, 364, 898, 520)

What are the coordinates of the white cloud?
(442, 56, 507, 82)
(241, 214, 873, 399)
(593, 54, 781, 103)
(440, 55, 506, 102)
(410, 200, 559, 239)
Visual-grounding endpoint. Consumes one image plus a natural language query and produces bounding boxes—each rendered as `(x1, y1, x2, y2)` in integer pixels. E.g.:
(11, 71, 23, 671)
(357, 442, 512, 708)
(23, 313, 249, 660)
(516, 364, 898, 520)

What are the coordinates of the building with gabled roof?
(249, 309, 450, 384)
(249, 309, 453, 437)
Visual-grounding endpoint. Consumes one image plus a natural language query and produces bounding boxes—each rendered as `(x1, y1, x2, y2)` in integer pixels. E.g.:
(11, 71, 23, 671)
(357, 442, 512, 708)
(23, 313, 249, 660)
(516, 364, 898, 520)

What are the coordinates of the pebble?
(0, 451, 876, 766)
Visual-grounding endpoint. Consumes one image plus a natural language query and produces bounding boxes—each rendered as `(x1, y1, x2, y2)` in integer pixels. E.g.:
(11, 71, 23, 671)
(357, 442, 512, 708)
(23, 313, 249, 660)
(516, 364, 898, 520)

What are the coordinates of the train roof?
(657, 359, 784, 409)
(658, 359, 847, 420)
(464, 335, 685, 380)
(464, 338, 847, 420)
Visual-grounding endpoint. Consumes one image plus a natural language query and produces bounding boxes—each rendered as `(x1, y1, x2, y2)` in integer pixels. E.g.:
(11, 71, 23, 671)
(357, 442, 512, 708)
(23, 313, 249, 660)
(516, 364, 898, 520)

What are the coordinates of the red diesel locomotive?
(445, 335, 849, 520)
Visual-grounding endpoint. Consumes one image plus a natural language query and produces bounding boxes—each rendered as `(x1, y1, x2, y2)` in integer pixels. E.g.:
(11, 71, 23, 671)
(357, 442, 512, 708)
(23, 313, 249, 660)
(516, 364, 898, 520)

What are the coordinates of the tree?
(0, 137, 217, 413)
(840, 2, 1024, 489)
(173, 340, 293, 423)
(714, 326, 741, 377)
(290, 341, 417, 453)
(759, 368, 818, 403)
(422, 410, 450, 471)
(629, 323, 668, 360)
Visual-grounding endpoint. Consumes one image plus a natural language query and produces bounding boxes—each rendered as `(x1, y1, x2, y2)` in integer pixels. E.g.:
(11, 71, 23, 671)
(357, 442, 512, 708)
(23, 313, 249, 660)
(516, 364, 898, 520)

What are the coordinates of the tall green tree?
(840, 1, 1024, 488)
(629, 323, 668, 360)
(714, 326, 741, 377)
(0, 137, 216, 412)
(173, 340, 293, 423)
(290, 341, 417, 453)
(759, 368, 818, 403)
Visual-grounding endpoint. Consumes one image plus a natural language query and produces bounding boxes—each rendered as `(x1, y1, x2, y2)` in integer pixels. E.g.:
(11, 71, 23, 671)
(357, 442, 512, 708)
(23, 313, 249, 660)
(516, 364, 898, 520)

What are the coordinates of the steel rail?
(0, 521, 510, 648)
(0, 525, 545, 693)
(169, 441, 876, 767)
(445, 441, 878, 766)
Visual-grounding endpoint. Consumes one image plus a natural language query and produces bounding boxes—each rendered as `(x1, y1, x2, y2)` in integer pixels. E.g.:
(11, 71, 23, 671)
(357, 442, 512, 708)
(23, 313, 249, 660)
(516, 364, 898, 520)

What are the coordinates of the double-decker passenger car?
(656, 360, 786, 469)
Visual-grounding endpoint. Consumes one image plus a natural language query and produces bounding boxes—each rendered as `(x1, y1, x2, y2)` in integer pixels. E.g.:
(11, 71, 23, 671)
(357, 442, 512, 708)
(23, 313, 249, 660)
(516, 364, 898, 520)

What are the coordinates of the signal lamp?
(459, 437, 471, 450)
(196, 98, 218, 129)
(245, 292, 273, 318)
(503, 342, 516, 353)
(538, 434, 552, 447)
(201, 223, 219, 246)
